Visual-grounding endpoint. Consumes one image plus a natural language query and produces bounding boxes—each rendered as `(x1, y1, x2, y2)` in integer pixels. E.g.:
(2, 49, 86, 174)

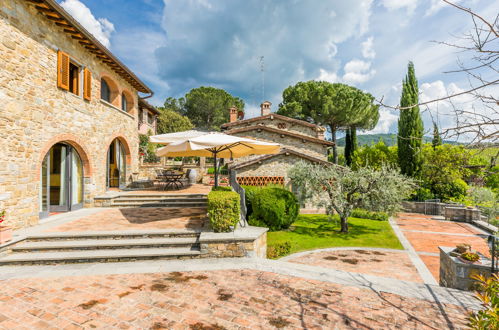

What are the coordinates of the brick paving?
(396, 213, 489, 282)
(0, 269, 470, 329)
(122, 184, 211, 195)
(46, 208, 207, 232)
(288, 249, 423, 283)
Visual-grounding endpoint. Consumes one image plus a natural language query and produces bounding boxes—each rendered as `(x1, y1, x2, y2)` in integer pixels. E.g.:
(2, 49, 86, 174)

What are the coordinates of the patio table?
(160, 172, 184, 190)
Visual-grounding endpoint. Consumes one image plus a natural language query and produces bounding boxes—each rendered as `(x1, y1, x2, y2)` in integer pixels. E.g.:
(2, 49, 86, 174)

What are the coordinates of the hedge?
(350, 209, 389, 221)
(249, 187, 299, 231)
(207, 190, 240, 232)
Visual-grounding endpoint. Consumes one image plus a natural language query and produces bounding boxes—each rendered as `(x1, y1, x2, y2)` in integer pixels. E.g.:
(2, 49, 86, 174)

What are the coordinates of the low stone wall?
(444, 207, 481, 222)
(439, 246, 492, 291)
(200, 227, 267, 258)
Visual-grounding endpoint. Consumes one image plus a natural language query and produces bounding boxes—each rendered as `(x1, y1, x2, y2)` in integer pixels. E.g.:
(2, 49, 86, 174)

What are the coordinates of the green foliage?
(337, 133, 460, 147)
(289, 162, 416, 232)
(277, 80, 379, 163)
(460, 251, 480, 262)
(398, 62, 424, 179)
(241, 185, 262, 219)
(344, 127, 357, 167)
(351, 140, 398, 170)
(180, 87, 244, 131)
(249, 188, 299, 231)
(267, 214, 403, 255)
(207, 191, 240, 232)
(139, 132, 160, 164)
(156, 107, 193, 134)
(469, 274, 499, 330)
(211, 186, 232, 192)
(420, 144, 472, 201)
(432, 123, 442, 149)
(267, 242, 291, 259)
(351, 209, 389, 221)
(486, 166, 499, 194)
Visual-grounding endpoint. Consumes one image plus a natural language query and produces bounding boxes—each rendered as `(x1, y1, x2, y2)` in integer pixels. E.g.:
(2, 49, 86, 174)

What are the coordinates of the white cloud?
(342, 59, 376, 84)
(425, 0, 462, 16)
(366, 109, 398, 134)
(361, 36, 375, 59)
(317, 69, 339, 83)
(380, 0, 418, 14)
(60, 0, 115, 48)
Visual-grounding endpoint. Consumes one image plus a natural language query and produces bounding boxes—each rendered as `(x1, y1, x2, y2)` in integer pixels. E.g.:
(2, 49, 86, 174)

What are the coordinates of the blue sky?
(58, 0, 498, 138)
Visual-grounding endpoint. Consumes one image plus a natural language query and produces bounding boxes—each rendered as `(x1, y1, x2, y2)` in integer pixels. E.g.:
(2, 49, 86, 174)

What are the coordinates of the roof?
(28, 0, 152, 94)
(225, 126, 335, 146)
(139, 99, 159, 115)
(221, 113, 325, 131)
(230, 148, 331, 170)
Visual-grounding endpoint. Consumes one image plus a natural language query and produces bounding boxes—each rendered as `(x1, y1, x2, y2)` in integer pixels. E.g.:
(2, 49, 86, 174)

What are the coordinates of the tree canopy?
(277, 81, 379, 163)
(156, 107, 194, 134)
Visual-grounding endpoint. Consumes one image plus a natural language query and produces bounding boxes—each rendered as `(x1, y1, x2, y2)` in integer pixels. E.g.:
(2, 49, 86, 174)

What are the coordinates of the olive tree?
(288, 162, 416, 233)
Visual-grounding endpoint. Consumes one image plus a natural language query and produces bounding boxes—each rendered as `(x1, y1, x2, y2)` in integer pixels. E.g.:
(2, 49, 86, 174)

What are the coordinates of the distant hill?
(336, 133, 460, 147)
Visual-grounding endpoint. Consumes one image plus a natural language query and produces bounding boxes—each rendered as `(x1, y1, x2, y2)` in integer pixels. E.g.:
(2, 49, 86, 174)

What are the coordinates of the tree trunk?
(330, 124, 338, 164)
(340, 216, 348, 233)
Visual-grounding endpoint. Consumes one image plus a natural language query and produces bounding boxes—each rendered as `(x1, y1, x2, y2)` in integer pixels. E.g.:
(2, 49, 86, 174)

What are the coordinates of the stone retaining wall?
(200, 227, 267, 258)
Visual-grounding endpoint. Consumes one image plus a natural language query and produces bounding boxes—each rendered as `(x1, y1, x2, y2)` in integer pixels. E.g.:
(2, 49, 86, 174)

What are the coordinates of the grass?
(267, 214, 403, 257)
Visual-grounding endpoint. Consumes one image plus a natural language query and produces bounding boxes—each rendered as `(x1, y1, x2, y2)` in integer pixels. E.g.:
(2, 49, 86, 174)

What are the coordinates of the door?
(107, 139, 126, 189)
(39, 143, 84, 217)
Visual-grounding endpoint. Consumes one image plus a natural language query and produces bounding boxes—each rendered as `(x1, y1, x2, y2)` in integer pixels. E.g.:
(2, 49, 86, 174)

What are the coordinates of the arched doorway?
(39, 143, 84, 218)
(107, 138, 127, 188)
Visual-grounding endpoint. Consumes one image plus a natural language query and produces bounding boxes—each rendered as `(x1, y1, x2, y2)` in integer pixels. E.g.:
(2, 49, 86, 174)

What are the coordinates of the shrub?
(207, 191, 240, 232)
(350, 209, 389, 221)
(242, 185, 262, 218)
(460, 251, 480, 262)
(469, 274, 499, 330)
(249, 188, 299, 231)
(211, 186, 232, 192)
(267, 242, 291, 259)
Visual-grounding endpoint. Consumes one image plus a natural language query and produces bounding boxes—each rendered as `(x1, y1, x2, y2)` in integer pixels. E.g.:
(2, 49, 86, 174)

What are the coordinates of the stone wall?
(0, 0, 141, 228)
(439, 246, 492, 291)
(199, 227, 267, 258)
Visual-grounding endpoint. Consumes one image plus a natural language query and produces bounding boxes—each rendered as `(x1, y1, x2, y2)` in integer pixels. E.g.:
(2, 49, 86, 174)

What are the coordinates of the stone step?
(25, 230, 200, 242)
(112, 197, 207, 202)
(117, 194, 206, 199)
(0, 247, 202, 265)
(109, 203, 207, 208)
(11, 237, 199, 252)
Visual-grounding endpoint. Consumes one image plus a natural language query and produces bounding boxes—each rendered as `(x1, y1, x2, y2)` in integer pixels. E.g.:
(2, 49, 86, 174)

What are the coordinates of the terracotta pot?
(0, 226, 12, 244)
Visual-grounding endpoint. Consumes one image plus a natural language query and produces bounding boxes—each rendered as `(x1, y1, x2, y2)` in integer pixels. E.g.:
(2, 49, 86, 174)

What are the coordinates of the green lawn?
(267, 214, 403, 256)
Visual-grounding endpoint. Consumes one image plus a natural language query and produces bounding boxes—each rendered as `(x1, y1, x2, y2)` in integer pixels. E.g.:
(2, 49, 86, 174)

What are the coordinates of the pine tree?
(432, 123, 442, 149)
(345, 127, 357, 167)
(397, 62, 424, 179)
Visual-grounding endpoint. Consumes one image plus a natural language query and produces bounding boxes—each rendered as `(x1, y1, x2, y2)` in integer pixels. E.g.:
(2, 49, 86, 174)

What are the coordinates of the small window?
(69, 62, 80, 95)
(121, 93, 127, 112)
(147, 111, 155, 125)
(101, 78, 111, 102)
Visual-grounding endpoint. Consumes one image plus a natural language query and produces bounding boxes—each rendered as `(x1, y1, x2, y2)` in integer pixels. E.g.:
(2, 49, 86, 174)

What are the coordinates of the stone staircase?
(95, 193, 208, 208)
(0, 230, 204, 265)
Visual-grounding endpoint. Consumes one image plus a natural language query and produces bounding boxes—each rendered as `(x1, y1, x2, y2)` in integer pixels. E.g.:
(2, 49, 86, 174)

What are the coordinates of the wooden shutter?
(57, 50, 70, 90)
(83, 68, 92, 101)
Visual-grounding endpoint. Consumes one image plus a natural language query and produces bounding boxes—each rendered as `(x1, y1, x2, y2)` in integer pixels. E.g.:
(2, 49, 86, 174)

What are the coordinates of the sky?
(58, 0, 498, 139)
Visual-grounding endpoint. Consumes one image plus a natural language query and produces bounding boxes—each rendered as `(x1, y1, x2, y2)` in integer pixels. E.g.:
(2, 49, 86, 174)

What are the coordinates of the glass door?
(49, 144, 70, 212)
(70, 150, 84, 210)
(107, 139, 126, 189)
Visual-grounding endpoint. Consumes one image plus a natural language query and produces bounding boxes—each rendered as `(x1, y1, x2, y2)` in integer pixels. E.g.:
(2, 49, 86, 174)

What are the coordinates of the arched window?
(107, 138, 127, 188)
(121, 92, 127, 112)
(101, 78, 111, 102)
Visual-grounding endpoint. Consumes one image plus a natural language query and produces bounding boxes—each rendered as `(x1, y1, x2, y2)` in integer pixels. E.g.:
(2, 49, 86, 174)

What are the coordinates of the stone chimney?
(229, 106, 238, 123)
(260, 101, 272, 116)
(316, 128, 326, 140)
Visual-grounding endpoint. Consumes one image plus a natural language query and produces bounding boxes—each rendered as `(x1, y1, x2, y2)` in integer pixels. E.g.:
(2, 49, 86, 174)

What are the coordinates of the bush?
(211, 186, 232, 192)
(350, 209, 389, 221)
(267, 242, 291, 259)
(469, 274, 499, 330)
(249, 187, 299, 231)
(242, 185, 262, 219)
(207, 191, 240, 232)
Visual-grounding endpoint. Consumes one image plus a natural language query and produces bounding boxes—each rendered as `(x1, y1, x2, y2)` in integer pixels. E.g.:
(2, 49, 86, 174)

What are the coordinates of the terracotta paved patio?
(46, 208, 207, 232)
(0, 270, 469, 329)
(396, 213, 490, 282)
(121, 184, 212, 195)
(288, 249, 423, 283)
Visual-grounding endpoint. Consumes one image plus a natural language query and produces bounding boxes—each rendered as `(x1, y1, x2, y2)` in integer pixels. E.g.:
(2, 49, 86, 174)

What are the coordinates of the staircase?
(96, 194, 208, 208)
(0, 230, 204, 265)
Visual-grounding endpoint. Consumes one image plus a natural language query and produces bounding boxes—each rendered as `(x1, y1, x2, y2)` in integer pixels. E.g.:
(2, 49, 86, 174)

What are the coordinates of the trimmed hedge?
(351, 209, 389, 221)
(211, 186, 232, 192)
(241, 185, 262, 218)
(267, 241, 291, 259)
(249, 187, 299, 231)
(207, 191, 240, 232)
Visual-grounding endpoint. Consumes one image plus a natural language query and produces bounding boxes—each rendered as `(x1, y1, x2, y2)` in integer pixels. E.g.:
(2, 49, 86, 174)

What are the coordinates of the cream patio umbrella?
(150, 130, 280, 187)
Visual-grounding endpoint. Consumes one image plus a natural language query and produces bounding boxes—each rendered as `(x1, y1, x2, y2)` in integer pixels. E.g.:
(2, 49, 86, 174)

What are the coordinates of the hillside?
(335, 133, 459, 147)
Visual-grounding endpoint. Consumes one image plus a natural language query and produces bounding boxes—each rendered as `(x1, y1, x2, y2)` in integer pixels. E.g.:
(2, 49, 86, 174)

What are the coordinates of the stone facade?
(200, 227, 267, 258)
(0, 0, 149, 228)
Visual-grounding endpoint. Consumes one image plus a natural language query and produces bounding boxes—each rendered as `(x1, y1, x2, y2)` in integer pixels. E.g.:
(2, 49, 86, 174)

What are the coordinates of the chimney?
(229, 106, 238, 123)
(316, 129, 325, 140)
(260, 101, 272, 116)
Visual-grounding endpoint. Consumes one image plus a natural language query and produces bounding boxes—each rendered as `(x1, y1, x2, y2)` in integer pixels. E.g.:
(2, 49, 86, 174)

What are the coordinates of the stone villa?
(221, 101, 333, 186)
(0, 0, 154, 229)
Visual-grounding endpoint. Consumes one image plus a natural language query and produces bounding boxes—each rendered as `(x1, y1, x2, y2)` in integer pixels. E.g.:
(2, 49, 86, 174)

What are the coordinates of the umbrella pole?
(213, 152, 218, 188)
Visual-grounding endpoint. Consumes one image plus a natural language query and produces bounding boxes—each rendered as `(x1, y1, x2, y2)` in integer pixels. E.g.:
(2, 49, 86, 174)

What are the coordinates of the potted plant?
(458, 251, 481, 264)
(0, 210, 12, 244)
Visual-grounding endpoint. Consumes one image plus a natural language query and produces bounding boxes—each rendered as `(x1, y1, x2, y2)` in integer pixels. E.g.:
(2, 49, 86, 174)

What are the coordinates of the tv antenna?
(259, 56, 265, 101)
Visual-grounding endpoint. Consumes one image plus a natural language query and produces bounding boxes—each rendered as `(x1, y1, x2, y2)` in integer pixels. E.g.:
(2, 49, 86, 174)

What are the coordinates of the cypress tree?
(432, 123, 442, 149)
(397, 62, 424, 178)
(345, 127, 357, 166)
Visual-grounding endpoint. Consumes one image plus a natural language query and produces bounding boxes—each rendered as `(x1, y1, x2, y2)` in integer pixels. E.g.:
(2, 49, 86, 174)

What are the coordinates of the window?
(101, 78, 111, 102)
(69, 62, 80, 96)
(121, 93, 127, 112)
(147, 111, 155, 125)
